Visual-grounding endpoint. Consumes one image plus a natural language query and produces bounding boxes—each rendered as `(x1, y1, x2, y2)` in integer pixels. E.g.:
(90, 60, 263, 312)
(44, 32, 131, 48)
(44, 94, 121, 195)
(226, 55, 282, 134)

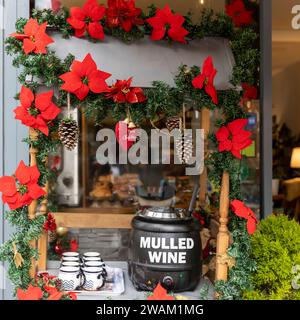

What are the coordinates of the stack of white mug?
(58, 252, 107, 291)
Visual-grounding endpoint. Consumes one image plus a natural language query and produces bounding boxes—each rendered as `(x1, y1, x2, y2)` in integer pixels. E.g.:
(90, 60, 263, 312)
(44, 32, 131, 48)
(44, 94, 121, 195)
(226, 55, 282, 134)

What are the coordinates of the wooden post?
(28, 128, 39, 220)
(37, 156, 49, 271)
(215, 171, 230, 281)
(28, 128, 39, 277)
(37, 232, 48, 271)
(81, 114, 88, 208)
(199, 108, 210, 206)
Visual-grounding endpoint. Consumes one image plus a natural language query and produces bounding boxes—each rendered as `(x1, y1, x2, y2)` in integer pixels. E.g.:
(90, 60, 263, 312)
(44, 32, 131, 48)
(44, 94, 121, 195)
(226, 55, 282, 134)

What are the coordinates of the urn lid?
(138, 207, 188, 220)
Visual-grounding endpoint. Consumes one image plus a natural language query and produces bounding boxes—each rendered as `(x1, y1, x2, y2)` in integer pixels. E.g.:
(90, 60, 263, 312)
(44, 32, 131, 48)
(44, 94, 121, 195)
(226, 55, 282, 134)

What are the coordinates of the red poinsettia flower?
(52, 0, 62, 12)
(44, 285, 58, 295)
(106, 0, 144, 32)
(147, 283, 175, 300)
(225, 0, 253, 27)
(106, 77, 146, 103)
(231, 200, 258, 235)
(70, 239, 79, 252)
(14, 86, 61, 136)
(68, 292, 78, 300)
(17, 285, 43, 300)
(38, 272, 57, 285)
(146, 4, 189, 43)
(0, 160, 45, 210)
(242, 83, 258, 103)
(60, 53, 111, 101)
(10, 18, 54, 55)
(47, 291, 64, 300)
(216, 119, 252, 159)
(192, 56, 218, 104)
(43, 213, 57, 232)
(67, 0, 106, 40)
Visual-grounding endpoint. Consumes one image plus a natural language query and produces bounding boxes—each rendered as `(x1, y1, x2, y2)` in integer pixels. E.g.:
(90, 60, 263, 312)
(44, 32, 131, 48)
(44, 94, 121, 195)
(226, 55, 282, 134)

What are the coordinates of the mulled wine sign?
(140, 236, 195, 264)
(128, 207, 202, 293)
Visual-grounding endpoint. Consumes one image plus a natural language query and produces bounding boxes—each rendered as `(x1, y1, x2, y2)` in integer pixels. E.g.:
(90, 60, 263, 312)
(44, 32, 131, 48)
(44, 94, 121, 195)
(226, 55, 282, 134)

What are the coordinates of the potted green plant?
(243, 214, 300, 300)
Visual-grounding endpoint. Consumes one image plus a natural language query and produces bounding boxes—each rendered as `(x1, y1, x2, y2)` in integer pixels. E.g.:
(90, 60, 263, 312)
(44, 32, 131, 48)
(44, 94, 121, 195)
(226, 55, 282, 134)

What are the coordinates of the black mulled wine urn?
(128, 206, 202, 292)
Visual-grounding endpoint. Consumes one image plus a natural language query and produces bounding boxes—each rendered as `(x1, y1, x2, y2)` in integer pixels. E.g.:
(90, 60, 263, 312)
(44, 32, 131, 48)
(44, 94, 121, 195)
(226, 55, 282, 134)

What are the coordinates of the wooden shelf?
(53, 211, 134, 229)
(58, 207, 135, 214)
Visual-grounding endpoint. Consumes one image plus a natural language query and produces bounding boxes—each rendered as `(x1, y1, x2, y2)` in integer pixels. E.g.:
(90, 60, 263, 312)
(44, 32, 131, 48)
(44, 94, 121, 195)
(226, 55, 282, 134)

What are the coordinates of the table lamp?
(290, 148, 300, 174)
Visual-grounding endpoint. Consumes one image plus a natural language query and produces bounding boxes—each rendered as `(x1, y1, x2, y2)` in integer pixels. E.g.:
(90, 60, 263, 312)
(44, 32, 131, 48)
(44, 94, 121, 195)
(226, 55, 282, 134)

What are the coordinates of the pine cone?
(175, 131, 193, 164)
(48, 231, 57, 243)
(58, 118, 79, 151)
(165, 116, 181, 132)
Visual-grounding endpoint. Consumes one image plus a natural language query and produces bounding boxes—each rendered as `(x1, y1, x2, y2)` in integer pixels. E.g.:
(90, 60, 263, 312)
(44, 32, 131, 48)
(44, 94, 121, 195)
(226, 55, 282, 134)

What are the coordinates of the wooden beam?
(53, 212, 133, 229)
(60, 207, 135, 214)
(199, 108, 211, 206)
(81, 114, 88, 208)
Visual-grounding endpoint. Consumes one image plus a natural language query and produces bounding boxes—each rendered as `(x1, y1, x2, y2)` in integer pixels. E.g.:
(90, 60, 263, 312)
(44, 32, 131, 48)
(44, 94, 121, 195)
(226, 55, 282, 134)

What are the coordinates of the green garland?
(0, 3, 259, 300)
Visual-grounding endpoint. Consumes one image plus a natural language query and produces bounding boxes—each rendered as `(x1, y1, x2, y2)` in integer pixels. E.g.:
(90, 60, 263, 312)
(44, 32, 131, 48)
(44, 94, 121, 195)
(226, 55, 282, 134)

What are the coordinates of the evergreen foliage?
(243, 215, 300, 300)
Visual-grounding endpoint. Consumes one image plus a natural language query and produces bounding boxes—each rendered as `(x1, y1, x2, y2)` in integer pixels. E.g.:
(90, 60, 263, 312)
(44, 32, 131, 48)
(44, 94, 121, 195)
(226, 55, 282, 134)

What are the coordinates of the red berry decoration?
(54, 244, 63, 256)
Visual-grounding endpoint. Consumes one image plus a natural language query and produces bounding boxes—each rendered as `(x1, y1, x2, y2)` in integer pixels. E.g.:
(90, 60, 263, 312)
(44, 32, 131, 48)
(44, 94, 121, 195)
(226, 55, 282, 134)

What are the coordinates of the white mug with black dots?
(81, 267, 106, 291)
(58, 266, 85, 291)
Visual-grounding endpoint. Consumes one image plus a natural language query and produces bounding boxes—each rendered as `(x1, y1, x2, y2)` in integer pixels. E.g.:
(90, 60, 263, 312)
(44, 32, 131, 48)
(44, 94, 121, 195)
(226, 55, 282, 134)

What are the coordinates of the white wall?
(0, 0, 29, 300)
